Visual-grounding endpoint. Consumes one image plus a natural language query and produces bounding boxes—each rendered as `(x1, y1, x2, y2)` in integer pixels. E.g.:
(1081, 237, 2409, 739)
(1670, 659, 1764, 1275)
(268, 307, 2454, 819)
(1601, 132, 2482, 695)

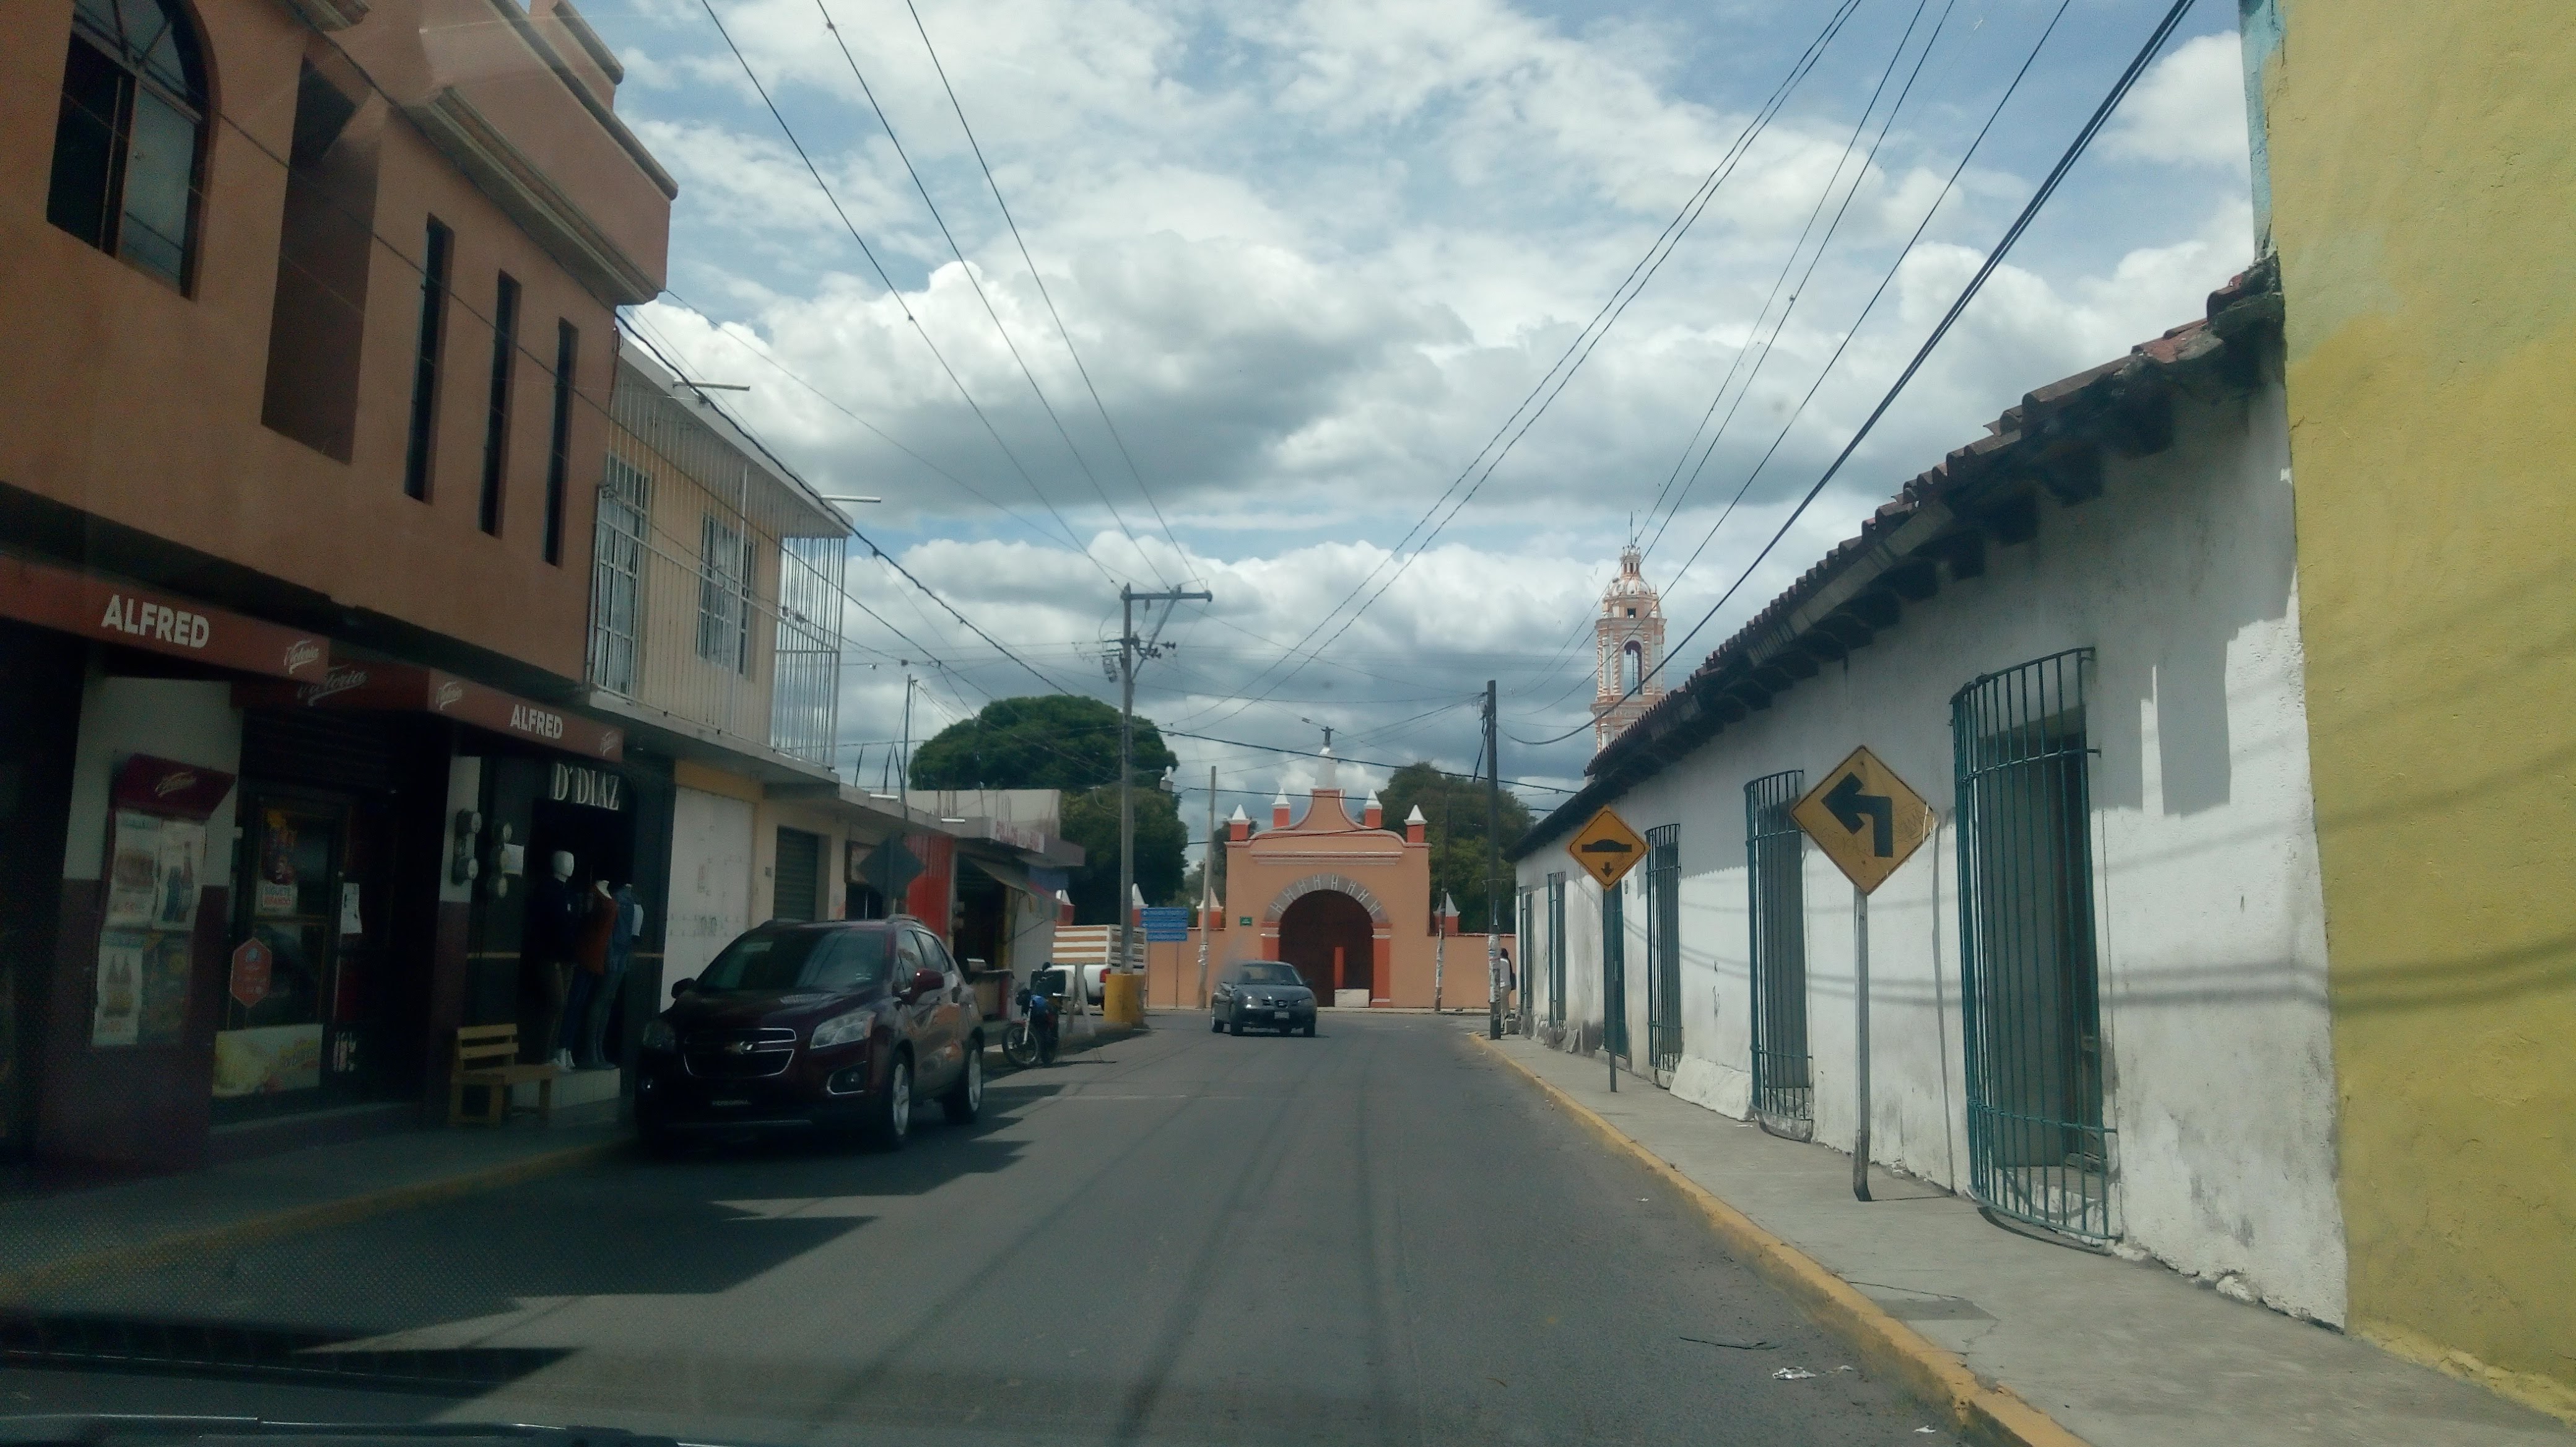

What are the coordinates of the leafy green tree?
(909, 695, 1175, 792)
(907, 694, 1185, 923)
(1061, 784, 1188, 921)
(1377, 761, 1533, 933)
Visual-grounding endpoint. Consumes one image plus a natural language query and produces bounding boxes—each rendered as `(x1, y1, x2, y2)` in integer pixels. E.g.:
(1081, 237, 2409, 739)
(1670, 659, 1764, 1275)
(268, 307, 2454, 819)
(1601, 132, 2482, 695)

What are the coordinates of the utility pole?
(1118, 584, 1211, 979)
(1485, 679, 1502, 1041)
(1195, 764, 1216, 1008)
(899, 672, 915, 824)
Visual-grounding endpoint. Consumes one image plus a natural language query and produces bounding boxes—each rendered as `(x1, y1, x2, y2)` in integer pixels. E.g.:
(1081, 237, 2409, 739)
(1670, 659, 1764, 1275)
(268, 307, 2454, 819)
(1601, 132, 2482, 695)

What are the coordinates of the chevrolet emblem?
(723, 1039, 755, 1056)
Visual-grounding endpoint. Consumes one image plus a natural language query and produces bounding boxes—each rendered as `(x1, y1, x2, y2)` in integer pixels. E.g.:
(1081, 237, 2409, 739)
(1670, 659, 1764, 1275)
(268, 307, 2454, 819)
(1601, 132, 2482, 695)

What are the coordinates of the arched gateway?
(1268, 873, 1388, 1003)
(1201, 749, 1513, 1010)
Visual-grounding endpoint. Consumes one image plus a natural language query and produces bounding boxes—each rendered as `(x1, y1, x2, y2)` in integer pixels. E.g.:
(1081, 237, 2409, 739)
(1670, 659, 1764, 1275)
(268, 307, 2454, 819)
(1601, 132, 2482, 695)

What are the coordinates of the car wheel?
(1302, 1021, 1317, 1038)
(1210, 1013, 1224, 1033)
(866, 1052, 913, 1150)
(1227, 1016, 1242, 1036)
(942, 1040, 983, 1124)
(637, 1118, 683, 1159)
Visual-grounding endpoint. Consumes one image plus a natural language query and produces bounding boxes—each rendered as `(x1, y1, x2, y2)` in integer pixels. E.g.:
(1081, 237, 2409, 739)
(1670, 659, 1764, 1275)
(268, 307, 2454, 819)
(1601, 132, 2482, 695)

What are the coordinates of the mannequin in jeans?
(558, 877, 617, 1070)
(578, 883, 642, 1069)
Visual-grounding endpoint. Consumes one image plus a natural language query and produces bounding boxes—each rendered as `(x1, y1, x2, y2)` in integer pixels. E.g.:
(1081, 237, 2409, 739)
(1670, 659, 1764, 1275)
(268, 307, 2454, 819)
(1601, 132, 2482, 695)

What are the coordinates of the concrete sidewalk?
(1469, 1029, 2572, 1447)
(0, 1102, 624, 1303)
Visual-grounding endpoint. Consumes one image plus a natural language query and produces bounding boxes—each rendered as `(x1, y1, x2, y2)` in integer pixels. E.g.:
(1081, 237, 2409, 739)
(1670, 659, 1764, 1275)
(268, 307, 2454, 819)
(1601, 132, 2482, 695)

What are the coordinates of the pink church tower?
(1592, 543, 1667, 753)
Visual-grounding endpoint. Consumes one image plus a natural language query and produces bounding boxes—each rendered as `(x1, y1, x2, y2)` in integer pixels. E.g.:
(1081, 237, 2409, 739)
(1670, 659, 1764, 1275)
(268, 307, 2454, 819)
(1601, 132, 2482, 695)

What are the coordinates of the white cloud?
(593, 1, 2259, 807)
(2100, 32, 2252, 173)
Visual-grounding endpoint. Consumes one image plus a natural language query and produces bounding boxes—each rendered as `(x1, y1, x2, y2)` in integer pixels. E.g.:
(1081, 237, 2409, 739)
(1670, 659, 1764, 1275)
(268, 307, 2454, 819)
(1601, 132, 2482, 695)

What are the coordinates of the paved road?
(14, 1013, 1956, 1445)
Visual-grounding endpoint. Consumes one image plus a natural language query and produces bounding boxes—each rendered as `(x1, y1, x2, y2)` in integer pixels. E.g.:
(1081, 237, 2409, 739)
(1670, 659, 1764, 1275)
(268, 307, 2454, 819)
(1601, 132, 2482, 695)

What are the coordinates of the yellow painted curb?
(1, 1139, 622, 1305)
(1468, 1034, 2092, 1447)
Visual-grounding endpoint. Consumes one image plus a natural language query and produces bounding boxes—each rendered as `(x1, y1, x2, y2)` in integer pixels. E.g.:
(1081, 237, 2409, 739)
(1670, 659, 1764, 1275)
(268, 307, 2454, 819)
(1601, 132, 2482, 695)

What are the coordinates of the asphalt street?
(7, 1013, 1957, 1446)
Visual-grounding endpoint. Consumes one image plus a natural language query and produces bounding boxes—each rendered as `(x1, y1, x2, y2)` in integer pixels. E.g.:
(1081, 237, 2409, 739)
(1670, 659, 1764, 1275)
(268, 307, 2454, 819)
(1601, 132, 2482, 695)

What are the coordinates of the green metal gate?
(1545, 872, 1567, 1027)
(1644, 824, 1682, 1074)
(1951, 649, 2115, 1243)
(1744, 770, 1812, 1130)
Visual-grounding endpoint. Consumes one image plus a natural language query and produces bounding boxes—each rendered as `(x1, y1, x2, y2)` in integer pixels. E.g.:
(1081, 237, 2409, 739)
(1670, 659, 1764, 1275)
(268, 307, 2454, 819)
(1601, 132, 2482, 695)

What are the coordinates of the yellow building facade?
(2248, 1, 2575, 1419)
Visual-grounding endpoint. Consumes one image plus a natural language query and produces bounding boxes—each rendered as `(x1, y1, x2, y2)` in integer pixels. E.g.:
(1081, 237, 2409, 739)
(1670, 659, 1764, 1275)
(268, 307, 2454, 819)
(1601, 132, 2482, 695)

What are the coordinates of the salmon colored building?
(0, 0, 679, 1172)
(1154, 753, 1513, 1011)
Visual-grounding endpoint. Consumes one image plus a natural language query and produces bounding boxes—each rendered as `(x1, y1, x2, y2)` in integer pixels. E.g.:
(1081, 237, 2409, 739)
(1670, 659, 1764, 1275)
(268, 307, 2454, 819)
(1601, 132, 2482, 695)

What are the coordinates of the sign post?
(1791, 746, 1933, 1202)
(1565, 805, 1649, 1094)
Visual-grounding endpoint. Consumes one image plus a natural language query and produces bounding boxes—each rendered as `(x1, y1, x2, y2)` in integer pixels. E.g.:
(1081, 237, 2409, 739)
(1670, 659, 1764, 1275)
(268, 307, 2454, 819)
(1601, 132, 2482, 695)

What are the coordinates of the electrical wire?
(645, 287, 1123, 580)
(901, 0, 1198, 584)
(694, 0, 1113, 588)
(1194, 0, 1869, 726)
(806, 0, 1168, 587)
(1514, 0, 2207, 748)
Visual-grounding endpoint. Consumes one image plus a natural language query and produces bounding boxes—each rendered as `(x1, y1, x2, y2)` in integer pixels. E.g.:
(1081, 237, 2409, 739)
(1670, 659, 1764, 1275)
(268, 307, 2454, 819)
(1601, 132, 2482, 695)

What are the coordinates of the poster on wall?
(90, 932, 145, 1046)
(153, 818, 204, 933)
(103, 811, 162, 930)
(255, 809, 300, 917)
(137, 932, 193, 1045)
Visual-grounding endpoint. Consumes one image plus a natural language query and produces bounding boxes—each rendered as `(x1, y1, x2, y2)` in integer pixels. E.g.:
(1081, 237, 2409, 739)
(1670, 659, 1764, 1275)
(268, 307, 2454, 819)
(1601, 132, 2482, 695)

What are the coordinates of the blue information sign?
(1139, 906, 1192, 943)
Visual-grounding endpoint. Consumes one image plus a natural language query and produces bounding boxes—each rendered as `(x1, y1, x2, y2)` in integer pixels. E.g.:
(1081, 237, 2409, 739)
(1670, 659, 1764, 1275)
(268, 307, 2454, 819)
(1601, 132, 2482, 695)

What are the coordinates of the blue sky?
(576, 0, 2255, 831)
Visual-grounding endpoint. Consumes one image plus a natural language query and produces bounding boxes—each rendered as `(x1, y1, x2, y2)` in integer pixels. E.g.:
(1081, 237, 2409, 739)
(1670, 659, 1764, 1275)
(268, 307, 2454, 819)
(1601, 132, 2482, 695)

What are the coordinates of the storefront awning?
(966, 854, 1055, 903)
(1, 551, 330, 680)
(235, 660, 622, 761)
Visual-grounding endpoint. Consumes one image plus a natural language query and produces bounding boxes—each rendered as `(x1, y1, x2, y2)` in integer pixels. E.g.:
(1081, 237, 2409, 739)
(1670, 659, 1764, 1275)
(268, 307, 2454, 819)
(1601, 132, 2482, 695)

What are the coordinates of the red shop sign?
(110, 754, 238, 821)
(229, 937, 274, 1009)
(0, 552, 328, 680)
(236, 662, 624, 761)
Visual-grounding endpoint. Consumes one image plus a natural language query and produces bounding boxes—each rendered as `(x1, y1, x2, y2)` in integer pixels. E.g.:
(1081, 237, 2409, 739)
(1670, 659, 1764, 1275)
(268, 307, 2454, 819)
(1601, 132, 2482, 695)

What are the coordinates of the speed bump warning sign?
(1565, 806, 1650, 890)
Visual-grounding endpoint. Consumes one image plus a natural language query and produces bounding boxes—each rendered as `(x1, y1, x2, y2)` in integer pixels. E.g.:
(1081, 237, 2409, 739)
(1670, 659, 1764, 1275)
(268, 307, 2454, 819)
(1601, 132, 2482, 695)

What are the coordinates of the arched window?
(1621, 639, 1643, 694)
(46, 0, 209, 291)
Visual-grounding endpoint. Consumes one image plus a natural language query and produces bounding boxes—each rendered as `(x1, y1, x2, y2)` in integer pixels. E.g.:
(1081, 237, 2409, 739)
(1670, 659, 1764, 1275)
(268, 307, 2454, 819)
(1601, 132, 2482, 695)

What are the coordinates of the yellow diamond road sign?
(1792, 746, 1934, 895)
(1565, 805, 1650, 890)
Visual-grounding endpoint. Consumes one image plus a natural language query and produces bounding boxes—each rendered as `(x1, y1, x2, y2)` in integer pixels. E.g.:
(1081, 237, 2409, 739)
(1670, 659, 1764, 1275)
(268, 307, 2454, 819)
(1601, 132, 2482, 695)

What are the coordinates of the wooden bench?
(449, 1023, 559, 1126)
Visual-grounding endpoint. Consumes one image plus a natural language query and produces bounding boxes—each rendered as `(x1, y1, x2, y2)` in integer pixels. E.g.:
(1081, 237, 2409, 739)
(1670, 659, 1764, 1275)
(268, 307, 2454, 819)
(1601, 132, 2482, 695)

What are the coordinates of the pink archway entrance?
(1278, 890, 1375, 1003)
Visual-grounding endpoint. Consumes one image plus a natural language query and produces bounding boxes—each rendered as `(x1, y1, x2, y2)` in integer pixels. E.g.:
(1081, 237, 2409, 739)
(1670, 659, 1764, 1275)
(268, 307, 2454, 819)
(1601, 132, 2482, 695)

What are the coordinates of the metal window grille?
(1951, 648, 2115, 1243)
(1546, 872, 1567, 1026)
(770, 536, 844, 766)
(1518, 887, 1537, 1031)
(586, 456, 650, 696)
(696, 512, 750, 672)
(1644, 824, 1682, 1073)
(1745, 770, 1812, 1129)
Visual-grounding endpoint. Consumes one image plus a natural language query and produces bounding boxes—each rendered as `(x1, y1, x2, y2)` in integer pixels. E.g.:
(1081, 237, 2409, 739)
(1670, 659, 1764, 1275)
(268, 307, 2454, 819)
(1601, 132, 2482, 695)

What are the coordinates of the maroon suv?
(634, 916, 983, 1153)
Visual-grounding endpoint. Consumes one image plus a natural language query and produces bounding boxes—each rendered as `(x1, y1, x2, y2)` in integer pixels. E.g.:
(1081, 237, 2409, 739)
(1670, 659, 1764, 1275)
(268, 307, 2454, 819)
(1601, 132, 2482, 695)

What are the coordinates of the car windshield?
(7, 0, 2489, 1440)
(695, 929, 890, 992)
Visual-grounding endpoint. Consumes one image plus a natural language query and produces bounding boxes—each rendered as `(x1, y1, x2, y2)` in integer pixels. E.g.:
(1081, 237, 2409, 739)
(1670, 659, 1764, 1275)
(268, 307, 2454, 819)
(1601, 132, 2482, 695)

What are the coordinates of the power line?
(692, 0, 1112, 588)
(646, 287, 1121, 580)
(1159, 727, 1577, 794)
(1516, 0, 2206, 748)
(1638, 0, 1952, 553)
(900, 0, 1197, 584)
(805, 0, 1168, 587)
(1194, 0, 1870, 727)
(613, 320, 1064, 693)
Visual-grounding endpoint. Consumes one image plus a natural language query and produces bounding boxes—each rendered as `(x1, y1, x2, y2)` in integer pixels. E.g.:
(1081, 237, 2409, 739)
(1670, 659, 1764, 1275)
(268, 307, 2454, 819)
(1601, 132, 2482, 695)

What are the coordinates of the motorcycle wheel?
(1002, 1023, 1040, 1068)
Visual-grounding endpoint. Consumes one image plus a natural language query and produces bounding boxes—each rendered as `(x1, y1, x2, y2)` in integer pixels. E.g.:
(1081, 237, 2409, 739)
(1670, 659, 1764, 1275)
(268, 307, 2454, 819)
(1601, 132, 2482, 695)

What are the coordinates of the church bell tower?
(1593, 544, 1666, 753)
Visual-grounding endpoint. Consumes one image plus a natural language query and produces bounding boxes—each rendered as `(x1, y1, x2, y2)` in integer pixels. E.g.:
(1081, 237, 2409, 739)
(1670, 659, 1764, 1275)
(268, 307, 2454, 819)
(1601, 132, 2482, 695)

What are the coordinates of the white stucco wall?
(62, 675, 243, 881)
(1514, 374, 2346, 1325)
(663, 786, 755, 999)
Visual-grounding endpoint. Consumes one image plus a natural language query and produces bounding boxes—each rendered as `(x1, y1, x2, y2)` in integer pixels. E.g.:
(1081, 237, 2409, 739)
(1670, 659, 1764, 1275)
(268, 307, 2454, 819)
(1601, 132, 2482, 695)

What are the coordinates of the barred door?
(1744, 771, 1811, 1129)
(1546, 872, 1567, 1026)
(1644, 825, 1682, 1073)
(1952, 649, 2114, 1242)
